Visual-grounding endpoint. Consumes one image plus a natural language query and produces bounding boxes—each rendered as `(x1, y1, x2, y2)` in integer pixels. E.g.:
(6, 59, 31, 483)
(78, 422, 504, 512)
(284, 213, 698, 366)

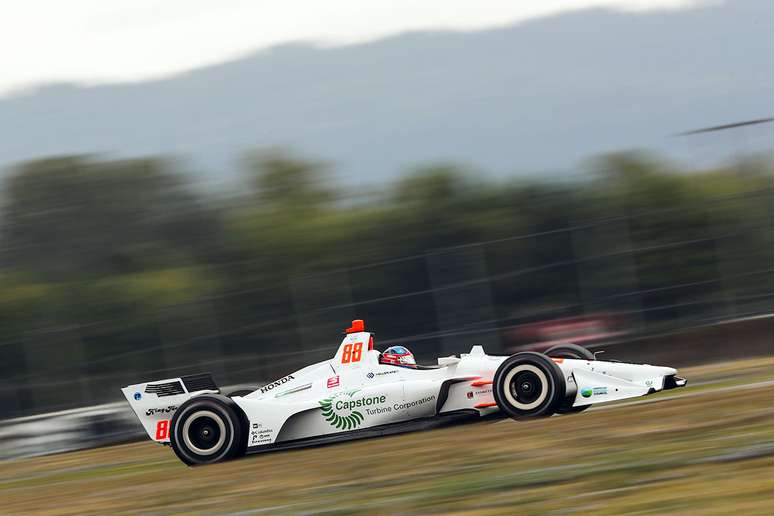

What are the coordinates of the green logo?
(581, 388, 593, 398)
(319, 390, 365, 430)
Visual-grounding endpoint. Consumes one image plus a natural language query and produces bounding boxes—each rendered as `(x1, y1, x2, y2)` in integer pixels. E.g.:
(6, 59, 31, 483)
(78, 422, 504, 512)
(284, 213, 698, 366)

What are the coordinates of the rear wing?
(121, 373, 219, 443)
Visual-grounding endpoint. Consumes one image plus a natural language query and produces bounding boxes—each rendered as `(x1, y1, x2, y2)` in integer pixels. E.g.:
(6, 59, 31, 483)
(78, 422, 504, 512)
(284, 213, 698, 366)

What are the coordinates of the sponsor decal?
(366, 370, 397, 379)
(145, 405, 178, 417)
(581, 386, 608, 398)
(319, 391, 438, 429)
(134, 392, 142, 401)
(393, 395, 435, 411)
(250, 422, 275, 445)
(319, 390, 387, 430)
(467, 391, 474, 399)
(645, 380, 654, 387)
(260, 375, 295, 394)
(327, 375, 340, 388)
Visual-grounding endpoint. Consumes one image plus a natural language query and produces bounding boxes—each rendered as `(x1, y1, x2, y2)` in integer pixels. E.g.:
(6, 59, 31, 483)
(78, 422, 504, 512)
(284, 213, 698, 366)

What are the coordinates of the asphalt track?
(3, 356, 774, 515)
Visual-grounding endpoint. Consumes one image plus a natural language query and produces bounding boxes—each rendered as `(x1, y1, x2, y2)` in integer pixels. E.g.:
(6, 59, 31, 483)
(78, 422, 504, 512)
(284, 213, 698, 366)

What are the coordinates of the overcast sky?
(1, 0, 711, 97)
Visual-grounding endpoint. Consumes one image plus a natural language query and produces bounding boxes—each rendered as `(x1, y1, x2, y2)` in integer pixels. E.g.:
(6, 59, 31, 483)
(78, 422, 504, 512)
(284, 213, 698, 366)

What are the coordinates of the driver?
(379, 345, 417, 368)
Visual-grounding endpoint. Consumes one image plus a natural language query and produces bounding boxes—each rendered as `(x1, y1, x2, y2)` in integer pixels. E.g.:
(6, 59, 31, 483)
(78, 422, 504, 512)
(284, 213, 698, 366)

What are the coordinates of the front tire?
(170, 394, 246, 466)
(493, 352, 566, 419)
(544, 343, 595, 414)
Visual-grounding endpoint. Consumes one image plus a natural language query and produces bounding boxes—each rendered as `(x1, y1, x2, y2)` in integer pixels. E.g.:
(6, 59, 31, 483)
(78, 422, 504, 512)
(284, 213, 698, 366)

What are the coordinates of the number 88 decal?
(341, 342, 363, 364)
(155, 419, 170, 440)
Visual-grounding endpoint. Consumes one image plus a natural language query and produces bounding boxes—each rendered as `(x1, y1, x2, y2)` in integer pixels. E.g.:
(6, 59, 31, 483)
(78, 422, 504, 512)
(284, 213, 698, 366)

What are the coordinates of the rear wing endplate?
(121, 373, 219, 443)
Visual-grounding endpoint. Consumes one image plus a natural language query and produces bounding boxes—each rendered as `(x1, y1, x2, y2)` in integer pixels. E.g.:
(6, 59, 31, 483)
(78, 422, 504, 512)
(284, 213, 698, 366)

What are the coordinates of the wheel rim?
(513, 371, 541, 404)
(182, 410, 227, 456)
(503, 364, 549, 410)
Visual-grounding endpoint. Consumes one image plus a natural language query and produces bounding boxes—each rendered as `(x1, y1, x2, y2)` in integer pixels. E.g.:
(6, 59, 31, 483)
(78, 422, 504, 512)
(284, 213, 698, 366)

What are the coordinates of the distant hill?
(2, 0, 773, 187)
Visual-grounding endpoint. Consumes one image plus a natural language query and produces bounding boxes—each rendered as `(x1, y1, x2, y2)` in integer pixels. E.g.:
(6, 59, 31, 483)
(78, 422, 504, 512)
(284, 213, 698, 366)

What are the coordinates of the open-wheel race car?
(122, 320, 686, 465)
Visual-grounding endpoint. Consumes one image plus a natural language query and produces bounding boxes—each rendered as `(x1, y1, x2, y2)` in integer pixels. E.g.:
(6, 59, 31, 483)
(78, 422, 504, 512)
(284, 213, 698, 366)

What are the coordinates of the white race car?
(122, 320, 686, 465)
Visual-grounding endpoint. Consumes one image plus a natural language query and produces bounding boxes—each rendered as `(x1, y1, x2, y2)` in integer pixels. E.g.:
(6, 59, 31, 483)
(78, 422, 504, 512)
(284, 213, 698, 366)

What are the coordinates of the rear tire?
(493, 352, 565, 419)
(544, 343, 595, 361)
(544, 343, 594, 414)
(226, 389, 254, 398)
(170, 394, 246, 466)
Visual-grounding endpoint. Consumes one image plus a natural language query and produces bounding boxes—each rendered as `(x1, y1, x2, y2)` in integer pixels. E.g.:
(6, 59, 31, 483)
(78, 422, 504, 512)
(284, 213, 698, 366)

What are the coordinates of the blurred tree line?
(2, 150, 774, 415)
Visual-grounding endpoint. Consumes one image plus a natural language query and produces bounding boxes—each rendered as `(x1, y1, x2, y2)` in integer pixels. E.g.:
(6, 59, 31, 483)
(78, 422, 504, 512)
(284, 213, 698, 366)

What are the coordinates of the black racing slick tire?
(170, 394, 246, 466)
(544, 343, 595, 361)
(493, 352, 566, 419)
(545, 343, 594, 414)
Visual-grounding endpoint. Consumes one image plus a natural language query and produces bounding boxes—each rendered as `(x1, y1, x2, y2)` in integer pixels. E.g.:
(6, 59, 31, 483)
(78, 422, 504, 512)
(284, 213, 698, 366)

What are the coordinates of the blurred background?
(5, 149, 774, 420)
(2, 1, 774, 511)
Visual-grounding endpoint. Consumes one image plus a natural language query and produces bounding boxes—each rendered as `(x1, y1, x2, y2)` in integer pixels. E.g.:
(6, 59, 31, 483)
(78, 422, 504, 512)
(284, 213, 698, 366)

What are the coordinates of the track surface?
(3, 357, 774, 515)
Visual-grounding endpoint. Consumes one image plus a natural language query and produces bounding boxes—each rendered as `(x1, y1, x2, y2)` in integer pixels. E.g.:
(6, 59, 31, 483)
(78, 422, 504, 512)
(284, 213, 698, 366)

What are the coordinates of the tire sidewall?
(170, 395, 244, 466)
(544, 344, 594, 413)
(493, 352, 565, 419)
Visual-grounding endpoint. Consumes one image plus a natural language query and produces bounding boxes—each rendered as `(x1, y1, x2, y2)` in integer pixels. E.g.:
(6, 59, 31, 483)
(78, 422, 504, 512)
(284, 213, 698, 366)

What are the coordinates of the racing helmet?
(379, 345, 417, 368)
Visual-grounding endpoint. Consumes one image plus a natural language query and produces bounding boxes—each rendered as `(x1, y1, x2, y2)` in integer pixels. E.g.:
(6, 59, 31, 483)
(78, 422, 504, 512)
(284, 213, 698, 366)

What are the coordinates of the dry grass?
(2, 358, 774, 515)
